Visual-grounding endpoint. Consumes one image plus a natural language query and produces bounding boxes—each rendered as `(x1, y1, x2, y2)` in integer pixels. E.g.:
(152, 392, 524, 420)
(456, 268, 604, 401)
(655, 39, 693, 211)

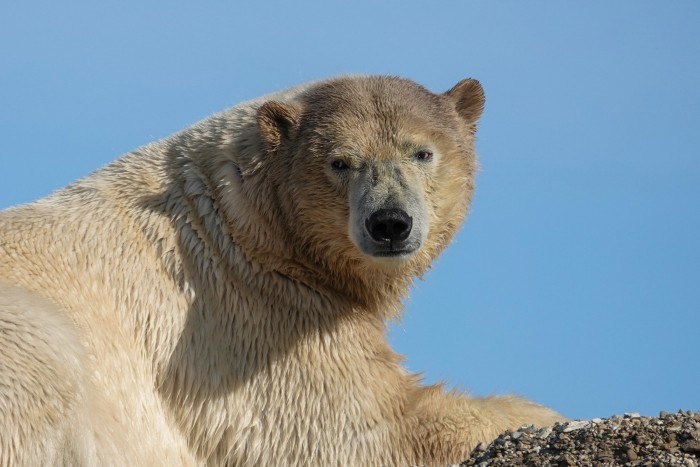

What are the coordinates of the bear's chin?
(371, 249, 416, 258)
(351, 239, 422, 267)
(363, 249, 418, 267)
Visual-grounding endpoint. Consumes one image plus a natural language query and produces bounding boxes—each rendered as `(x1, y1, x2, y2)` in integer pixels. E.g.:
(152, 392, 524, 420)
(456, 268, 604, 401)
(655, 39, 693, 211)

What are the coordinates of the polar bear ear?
(257, 101, 302, 152)
(444, 78, 485, 125)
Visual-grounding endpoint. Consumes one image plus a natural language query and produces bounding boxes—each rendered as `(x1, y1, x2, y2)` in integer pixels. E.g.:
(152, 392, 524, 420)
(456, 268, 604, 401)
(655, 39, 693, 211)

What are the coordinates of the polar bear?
(0, 76, 564, 466)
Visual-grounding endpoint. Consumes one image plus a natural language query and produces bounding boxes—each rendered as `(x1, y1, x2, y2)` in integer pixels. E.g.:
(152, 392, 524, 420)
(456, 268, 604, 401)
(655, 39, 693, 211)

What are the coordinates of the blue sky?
(1, 1, 698, 420)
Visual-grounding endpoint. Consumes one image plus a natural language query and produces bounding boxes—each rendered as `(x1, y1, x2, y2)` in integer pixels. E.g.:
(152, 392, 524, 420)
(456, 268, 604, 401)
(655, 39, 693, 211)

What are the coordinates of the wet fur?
(0, 76, 563, 466)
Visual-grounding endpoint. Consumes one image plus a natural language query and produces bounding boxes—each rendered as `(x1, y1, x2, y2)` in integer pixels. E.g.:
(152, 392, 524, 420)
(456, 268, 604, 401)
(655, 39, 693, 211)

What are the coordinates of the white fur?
(0, 76, 563, 466)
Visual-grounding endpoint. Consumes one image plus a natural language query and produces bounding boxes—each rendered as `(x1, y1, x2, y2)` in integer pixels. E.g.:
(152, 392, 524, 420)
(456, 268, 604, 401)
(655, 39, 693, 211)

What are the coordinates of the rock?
(557, 453, 576, 466)
(534, 426, 552, 439)
(682, 440, 700, 454)
(556, 420, 590, 433)
(461, 410, 700, 467)
(518, 424, 537, 434)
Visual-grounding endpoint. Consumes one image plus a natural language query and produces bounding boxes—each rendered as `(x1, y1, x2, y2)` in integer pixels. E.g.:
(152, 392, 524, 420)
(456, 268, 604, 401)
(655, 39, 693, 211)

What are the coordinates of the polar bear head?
(251, 76, 484, 279)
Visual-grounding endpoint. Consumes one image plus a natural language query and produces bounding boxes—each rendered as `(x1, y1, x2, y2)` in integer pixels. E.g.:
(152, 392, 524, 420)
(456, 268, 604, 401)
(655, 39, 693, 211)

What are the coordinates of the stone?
(534, 426, 552, 439)
(558, 420, 590, 433)
(681, 440, 700, 454)
(460, 410, 700, 467)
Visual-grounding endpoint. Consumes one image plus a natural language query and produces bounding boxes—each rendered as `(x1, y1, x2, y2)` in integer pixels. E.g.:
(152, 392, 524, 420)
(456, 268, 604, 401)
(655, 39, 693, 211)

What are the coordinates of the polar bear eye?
(415, 150, 433, 162)
(330, 159, 349, 171)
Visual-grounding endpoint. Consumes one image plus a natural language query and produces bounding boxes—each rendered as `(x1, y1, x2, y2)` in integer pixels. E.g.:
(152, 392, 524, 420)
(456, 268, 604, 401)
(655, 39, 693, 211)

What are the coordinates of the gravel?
(460, 410, 700, 466)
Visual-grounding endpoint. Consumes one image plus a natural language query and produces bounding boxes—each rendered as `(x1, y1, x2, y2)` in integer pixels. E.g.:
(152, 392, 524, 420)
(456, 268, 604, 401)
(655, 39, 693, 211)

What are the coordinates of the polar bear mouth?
(371, 247, 418, 258)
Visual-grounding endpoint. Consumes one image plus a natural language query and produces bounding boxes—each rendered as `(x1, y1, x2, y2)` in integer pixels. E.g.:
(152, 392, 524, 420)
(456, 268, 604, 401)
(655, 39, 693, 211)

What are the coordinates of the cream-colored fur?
(0, 76, 564, 466)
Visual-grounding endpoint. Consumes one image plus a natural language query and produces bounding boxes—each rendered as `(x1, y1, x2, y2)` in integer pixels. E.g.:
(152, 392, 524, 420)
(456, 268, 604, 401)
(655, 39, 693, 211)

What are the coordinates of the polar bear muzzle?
(347, 161, 430, 261)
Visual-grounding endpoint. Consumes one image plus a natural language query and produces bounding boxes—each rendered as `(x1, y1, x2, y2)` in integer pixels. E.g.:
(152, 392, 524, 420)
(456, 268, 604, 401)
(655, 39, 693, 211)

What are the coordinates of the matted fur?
(0, 76, 563, 466)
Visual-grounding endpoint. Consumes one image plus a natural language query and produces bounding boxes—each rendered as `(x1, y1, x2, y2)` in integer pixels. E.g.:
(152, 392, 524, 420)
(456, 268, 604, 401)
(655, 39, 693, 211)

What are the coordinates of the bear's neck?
(138, 164, 416, 462)
(176, 147, 419, 318)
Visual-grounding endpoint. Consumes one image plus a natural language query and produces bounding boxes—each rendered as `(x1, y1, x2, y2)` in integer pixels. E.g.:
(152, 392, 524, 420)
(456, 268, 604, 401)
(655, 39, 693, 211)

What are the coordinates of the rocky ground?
(460, 410, 700, 466)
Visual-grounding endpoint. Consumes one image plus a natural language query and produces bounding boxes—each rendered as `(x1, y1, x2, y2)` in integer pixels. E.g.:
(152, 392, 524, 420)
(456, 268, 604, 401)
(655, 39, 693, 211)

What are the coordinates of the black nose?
(366, 209, 413, 243)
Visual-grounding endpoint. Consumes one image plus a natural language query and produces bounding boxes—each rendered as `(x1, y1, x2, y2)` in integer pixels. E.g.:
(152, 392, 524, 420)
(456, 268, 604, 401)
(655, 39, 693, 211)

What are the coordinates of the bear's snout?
(365, 209, 413, 244)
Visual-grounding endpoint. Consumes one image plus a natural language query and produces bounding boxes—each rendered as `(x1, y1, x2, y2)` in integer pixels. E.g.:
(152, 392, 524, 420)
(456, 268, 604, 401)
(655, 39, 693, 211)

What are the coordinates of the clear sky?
(1, 1, 698, 420)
